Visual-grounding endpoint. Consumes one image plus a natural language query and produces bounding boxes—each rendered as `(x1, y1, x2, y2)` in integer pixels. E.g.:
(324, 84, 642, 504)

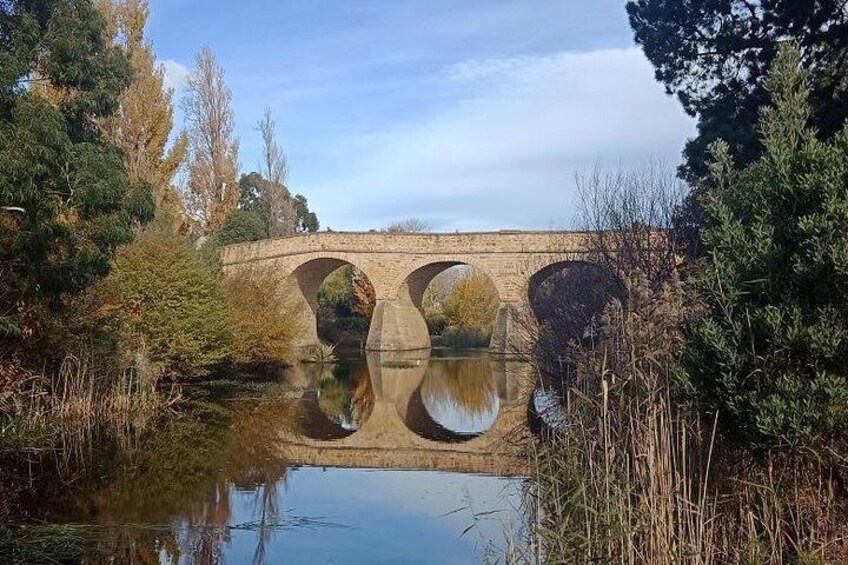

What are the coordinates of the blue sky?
(147, 0, 695, 231)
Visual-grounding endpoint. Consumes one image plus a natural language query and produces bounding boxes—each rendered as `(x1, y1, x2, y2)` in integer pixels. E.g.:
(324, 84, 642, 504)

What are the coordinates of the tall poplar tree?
(96, 0, 187, 218)
(181, 47, 239, 234)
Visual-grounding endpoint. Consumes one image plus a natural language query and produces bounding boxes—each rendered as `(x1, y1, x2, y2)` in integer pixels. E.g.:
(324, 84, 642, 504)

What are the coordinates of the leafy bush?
(198, 209, 268, 270)
(682, 45, 848, 450)
(222, 267, 296, 366)
(442, 273, 499, 330)
(440, 273, 499, 347)
(91, 224, 232, 379)
(216, 209, 268, 246)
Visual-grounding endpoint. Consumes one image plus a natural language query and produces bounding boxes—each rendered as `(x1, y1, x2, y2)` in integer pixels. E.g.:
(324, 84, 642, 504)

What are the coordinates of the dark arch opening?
(528, 261, 622, 388)
(290, 258, 376, 349)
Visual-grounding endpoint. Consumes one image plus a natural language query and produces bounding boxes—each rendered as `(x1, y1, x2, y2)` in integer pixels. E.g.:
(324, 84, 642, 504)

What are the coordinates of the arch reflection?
(293, 361, 375, 440)
(418, 358, 499, 438)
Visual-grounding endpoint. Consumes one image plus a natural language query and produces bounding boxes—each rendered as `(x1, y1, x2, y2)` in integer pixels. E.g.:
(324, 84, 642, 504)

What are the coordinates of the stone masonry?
(219, 231, 594, 355)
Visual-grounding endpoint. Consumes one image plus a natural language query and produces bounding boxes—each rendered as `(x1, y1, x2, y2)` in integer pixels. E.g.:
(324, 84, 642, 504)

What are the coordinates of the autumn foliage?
(222, 268, 297, 366)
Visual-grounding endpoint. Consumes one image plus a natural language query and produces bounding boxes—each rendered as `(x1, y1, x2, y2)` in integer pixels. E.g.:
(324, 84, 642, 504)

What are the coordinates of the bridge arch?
(527, 260, 622, 376)
(368, 260, 501, 352)
(220, 231, 603, 356)
(287, 256, 377, 354)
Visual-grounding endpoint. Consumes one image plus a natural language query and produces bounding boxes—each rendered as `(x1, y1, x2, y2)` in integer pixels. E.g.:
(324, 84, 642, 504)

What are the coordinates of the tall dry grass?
(528, 274, 848, 564)
(530, 274, 716, 564)
(1, 351, 175, 457)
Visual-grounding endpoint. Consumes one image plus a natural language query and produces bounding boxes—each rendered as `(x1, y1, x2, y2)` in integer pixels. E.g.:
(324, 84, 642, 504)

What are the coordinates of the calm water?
(19, 350, 531, 564)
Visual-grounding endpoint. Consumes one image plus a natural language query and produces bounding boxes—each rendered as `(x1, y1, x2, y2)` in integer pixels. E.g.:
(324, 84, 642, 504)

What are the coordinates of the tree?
(441, 273, 499, 348)
(96, 0, 187, 219)
(351, 270, 375, 320)
(222, 267, 296, 366)
(0, 0, 153, 354)
(443, 274, 499, 332)
(182, 47, 239, 234)
(682, 45, 848, 451)
(255, 108, 296, 237)
(627, 0, 848, 181)
(91, 224, 232, 378)
(238, 172, 318, 236)
(383, 218, 431, 233)
(292, 194, 319, 233)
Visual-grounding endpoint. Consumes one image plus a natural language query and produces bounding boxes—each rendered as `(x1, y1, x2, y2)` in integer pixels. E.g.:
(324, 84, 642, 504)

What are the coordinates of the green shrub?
(93, 225, 232, 379)
(682, 45, 848, 450)
(216, 209, 268, 246)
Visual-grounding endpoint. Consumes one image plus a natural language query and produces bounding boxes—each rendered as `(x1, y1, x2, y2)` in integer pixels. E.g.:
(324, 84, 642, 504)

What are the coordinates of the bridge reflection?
(281, 351, 534, 476)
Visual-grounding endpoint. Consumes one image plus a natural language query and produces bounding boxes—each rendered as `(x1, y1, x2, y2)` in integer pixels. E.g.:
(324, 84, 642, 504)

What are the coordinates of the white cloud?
(160, 59, 190, 92)
(304, 47, 696, 231)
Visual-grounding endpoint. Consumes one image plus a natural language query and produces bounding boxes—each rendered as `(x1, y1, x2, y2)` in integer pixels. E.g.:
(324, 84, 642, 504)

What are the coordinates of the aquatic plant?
(307, 342, 337, 365)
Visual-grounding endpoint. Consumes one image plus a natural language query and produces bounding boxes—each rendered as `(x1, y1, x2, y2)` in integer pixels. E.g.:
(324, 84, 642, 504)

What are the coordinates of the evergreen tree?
(683, 45, 848, 451)
(627, 0, 848, 181)
(0, 0, 152, 353)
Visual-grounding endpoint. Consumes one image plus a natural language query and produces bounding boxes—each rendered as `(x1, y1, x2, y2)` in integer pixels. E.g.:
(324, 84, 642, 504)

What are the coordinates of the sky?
(146, 0, 695, 232)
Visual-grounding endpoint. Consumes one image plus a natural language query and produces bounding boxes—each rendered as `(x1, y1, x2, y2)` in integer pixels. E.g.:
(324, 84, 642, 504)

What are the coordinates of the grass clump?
(306, 342, 337, 365)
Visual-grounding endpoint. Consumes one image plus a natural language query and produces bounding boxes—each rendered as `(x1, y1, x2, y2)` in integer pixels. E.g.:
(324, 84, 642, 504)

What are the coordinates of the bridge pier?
(489, 300, 536, 359)
(366, 285, 431, 351)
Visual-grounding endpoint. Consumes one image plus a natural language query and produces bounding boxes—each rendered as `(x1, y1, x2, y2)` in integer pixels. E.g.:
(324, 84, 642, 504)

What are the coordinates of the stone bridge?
(279, 351, 535, 476)
(220, 231, 594, 355)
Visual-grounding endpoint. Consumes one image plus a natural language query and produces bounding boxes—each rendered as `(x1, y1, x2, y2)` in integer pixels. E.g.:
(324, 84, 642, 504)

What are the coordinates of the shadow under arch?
(287, 256, 376, 354)
(528, 260, 622, 383)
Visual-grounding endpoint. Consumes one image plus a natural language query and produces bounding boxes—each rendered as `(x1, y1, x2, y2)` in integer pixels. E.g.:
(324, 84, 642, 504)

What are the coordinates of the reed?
(306, 341, 337, 365)
(527, 274, 848, 563)
(529, 274, 716, 564)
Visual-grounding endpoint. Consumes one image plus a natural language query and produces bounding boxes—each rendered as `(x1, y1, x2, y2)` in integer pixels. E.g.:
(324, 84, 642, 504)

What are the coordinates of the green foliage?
(683, 45, 848, 450)
(0, 0, 150, 355)
(94, 225, 232, 379)
(293, 194, 319, 232)
(239, 172, 318, 233)
(318, 266, 355, 316)
(216, 208, 268, 246)
(627, 0, 848, 181)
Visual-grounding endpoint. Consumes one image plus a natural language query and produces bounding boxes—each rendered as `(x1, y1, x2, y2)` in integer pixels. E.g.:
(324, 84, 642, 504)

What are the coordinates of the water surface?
(18, 350, 531, 564)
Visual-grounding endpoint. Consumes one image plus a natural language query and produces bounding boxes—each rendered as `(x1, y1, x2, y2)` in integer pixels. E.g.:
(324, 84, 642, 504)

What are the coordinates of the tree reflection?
(38, 389, 300, 565)
(419, 359, 498, 434)
(316, 363, 373, 430)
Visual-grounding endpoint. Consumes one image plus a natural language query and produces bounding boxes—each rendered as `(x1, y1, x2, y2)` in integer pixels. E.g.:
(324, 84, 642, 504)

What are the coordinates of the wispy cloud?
(160, 59, 190, 92)
(305, 48, 695, 231)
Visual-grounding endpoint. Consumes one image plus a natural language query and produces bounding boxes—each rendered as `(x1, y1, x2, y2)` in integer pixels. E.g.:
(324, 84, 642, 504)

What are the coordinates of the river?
(13, 349, 534, 564)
